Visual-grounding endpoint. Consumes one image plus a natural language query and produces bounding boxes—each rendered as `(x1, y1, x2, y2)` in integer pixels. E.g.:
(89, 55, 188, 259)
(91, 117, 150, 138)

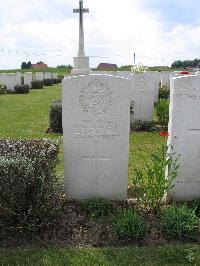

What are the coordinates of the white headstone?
(35, 72, 44, 81)
(24, 72, 33, 87)
(0, 73, 17, 91)
(129, 73, 155, 123)
(168, 75, 200, 200)
(16, 72, 22, 85)
(62, 74, 130, 200)
(52, 72, 58, 79)
(44, 72, 52, 79)
(161, 72, 171, 88)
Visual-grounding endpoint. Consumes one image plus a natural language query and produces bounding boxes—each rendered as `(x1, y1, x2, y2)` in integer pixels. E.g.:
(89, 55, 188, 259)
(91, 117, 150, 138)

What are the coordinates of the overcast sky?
(0, 0, 199, 69)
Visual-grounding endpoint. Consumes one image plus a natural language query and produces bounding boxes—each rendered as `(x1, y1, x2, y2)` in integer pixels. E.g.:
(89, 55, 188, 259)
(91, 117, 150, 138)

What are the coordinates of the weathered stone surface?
(161, 72, 171, 88)
(129, 74, 155, 123)
(52, 72, 58, 79)
(16, 72, 22, 85)
(0, 73, 17, 91)
(44, 72, 52, 79)
(24, 72, 33, 87)
(35, 72, 44, 81)
(62, 74, 130, 200)
(168, 75, 200, 200)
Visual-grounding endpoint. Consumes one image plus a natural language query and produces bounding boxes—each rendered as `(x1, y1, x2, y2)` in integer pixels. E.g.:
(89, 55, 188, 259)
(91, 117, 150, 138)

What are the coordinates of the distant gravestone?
(16, 72, 22, 85)
(168, 75, 200, 200)
(35, 72, 44, 81)
(0, 73, 17, 91)
(161, 72, 170, 88)
(52, 73, 58, 79)
(62, 74, 130, 200)
(44, 72, 52, 79)
(130, 74, 155, 123)
(24, 72, 33, 87)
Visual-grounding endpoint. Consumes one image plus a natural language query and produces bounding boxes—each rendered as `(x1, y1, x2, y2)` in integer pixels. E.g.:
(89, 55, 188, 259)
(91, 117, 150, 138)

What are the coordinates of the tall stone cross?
(73, 0, 89, 57)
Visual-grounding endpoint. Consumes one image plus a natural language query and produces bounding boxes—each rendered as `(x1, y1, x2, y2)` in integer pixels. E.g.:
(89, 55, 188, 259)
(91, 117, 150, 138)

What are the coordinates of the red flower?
(159, 132, 169, 137)
(180, 71, 189, 75)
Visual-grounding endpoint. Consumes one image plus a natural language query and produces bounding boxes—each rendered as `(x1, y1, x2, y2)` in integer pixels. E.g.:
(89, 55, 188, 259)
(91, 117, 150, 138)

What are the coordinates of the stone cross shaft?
(73, 0, 89, 57)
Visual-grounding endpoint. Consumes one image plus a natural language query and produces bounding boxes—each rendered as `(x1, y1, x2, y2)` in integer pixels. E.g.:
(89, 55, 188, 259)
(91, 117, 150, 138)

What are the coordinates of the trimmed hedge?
(0, 139, 62, 237)
(31, 80, 43, 89)
(14, 85, 29, 94)
(43, 79, 54, 86)
(49, 99, 63, 133)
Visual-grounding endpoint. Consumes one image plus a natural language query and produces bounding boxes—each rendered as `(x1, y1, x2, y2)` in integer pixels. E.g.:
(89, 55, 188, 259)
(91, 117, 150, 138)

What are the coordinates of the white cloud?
(0, 0, 199, 69)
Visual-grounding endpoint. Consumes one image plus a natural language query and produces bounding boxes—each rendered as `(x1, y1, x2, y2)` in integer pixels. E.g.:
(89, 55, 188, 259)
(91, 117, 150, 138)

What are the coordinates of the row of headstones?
(0, 72, 58, 91)
(91, 71, 195, 123)
(62, 72, 200, 201)
(91, 71, 165, 123)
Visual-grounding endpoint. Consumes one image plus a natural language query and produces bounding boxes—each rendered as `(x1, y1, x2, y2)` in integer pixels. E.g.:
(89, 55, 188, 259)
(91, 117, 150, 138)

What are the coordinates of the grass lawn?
(0, 84, 62, 139)
(1, 84, 198, 265)
(1, 245, 200, 266)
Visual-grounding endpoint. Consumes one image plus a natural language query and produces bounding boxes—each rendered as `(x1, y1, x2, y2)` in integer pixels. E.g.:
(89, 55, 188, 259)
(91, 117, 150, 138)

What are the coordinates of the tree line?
(171, 58, 200, 68)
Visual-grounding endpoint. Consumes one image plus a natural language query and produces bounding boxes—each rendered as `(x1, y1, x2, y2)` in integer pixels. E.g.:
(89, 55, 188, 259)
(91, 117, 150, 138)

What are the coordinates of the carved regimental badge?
(79, 79, 112, 116)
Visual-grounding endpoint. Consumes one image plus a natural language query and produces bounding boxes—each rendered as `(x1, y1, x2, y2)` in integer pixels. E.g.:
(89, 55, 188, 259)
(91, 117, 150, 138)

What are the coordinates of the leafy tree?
(171, 58, 200, 69)
(27, 61, 32, 69)
(21, 62, 27, 69)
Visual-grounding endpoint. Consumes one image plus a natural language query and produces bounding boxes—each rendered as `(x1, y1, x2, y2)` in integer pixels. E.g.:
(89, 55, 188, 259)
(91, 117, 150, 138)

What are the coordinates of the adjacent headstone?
(24, 72, 33, 87)
(167, 75, 200, 200)
(16, 72, 22, 85)
(35, 72, 44, 81)
(44, 72, 52, 79)
(52, 73, 58, 79)
(0, 73, 17, 91)
(161, 72, 171, 88)
(129, 74, 155, 123)
(62, 74, 130, 200)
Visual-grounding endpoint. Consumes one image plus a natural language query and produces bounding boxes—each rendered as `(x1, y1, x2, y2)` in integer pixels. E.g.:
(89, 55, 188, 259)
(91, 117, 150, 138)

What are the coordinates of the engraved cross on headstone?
(73, 0, 89, 57)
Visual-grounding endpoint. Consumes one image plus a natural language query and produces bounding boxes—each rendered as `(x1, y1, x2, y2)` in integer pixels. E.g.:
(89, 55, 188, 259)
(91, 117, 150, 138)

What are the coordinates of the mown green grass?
(1, 245, 200, 266)
(0, 85, 62, 139)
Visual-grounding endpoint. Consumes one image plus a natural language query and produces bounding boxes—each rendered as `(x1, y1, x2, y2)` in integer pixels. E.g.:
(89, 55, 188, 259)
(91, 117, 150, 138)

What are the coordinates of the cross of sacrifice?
(73, 0, 89, 57)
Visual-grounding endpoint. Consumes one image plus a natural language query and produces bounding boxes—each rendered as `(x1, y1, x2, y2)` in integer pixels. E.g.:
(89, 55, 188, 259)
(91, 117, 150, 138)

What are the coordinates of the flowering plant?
(160, 132, 169, 137)
(131, 64, 148, 74)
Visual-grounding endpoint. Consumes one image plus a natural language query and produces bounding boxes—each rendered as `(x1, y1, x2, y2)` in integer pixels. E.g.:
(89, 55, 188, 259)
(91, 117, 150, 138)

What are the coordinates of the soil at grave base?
(0, 200, 199, 249)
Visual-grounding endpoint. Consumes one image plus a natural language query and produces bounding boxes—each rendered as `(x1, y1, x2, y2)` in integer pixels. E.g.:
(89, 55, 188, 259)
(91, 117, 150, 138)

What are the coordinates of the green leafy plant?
(84, 198, 112, 220)
(131, 120, 156, 132)
(161, 204, 200, 240)
(0, 139, 62, 237)
(191, 200, 200, 217)
(49, 99, 63, 133)
(132, 145, 180, 210)
(0, 82, 7, 95)
(159, 85, 170, 99)
(156, 99, 169, 130)
(113, 208, 146, 239)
